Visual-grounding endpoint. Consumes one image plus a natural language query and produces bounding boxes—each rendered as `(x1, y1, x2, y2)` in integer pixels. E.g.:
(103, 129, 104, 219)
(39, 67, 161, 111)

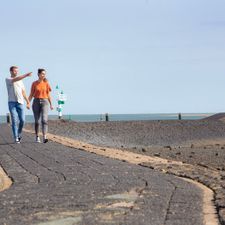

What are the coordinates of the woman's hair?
(38, 68, 48, 82)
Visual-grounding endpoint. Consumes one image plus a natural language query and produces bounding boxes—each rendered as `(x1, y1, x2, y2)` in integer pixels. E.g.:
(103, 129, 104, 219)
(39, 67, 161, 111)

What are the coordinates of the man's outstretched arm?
(12, 72, 32, 83)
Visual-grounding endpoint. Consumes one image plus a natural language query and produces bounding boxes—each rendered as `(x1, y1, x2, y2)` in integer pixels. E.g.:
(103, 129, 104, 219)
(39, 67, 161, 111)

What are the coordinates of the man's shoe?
(43, 138, 48, 144)
(15, 138, 20, 144)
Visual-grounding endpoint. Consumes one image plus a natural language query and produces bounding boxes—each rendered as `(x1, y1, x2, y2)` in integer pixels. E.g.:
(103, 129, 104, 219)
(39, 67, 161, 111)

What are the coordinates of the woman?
(29, 69, 53, 143)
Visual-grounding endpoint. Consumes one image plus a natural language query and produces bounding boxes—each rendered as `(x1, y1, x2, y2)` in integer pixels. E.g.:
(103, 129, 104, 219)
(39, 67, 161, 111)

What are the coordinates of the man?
(6, 66, 32, 143)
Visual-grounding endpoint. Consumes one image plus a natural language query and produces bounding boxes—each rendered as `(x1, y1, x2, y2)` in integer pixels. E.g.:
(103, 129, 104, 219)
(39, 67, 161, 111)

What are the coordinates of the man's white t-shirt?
(6, 78, 25, 104)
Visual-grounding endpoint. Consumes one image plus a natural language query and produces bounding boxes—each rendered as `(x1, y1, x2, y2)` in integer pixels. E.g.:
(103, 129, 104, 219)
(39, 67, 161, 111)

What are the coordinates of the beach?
(25, 114, 225, 224)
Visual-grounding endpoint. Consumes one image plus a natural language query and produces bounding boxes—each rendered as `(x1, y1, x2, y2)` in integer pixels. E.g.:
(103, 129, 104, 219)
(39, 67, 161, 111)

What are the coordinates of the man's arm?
(22, 89, 30, 109)
(12, 72, 32, 83)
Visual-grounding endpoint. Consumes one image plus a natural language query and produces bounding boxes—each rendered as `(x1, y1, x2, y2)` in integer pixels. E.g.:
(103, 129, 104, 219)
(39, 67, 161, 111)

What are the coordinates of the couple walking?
(6, 66, 53, 144)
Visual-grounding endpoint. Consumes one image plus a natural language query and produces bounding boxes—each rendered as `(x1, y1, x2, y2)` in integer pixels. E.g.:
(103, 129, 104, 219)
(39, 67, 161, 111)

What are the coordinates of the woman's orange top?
(31, 80, 52, 99)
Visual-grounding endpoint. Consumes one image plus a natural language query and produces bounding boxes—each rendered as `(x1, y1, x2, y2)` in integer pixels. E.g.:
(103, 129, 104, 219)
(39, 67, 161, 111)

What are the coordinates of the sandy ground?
(0, 166, 12, 192)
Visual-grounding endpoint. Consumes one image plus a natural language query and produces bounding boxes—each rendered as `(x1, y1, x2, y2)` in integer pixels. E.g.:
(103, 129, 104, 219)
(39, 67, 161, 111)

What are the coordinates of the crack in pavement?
(5, 149, 40, 184)
(163, 180, 177, 225)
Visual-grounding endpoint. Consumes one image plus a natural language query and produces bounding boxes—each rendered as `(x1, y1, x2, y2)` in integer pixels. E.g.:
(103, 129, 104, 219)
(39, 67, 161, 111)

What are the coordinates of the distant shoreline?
(0, 113, 215, 123)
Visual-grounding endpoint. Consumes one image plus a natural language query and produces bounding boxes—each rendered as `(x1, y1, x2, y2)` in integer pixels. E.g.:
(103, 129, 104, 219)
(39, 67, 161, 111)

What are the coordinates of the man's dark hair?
(10, 66, 18, 72)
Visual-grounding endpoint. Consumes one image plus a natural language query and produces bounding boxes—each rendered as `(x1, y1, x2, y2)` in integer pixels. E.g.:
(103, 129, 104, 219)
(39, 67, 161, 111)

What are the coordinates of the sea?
(0, 113, 214, 123)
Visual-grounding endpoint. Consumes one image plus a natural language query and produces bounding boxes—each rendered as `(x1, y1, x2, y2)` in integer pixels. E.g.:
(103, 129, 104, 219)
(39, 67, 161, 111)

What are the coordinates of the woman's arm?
(47, 83, 53, 110)
(28, 93, 33, 102)
(28, 83, 35, 102)
(48, 94, 54, 110)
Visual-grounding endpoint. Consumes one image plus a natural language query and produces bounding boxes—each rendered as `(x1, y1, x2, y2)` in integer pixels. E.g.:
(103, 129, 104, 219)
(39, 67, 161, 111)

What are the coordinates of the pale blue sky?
(1, 0, 225, 114)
